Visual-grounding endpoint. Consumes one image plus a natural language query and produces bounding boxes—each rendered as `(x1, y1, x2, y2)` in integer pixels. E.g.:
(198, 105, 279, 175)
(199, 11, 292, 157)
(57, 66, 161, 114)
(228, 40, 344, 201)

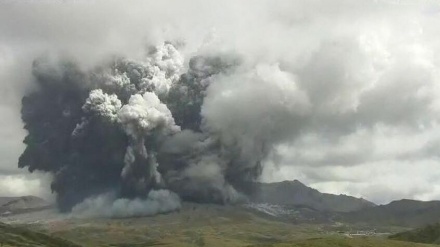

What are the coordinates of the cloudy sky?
(1, 0, 440, 204)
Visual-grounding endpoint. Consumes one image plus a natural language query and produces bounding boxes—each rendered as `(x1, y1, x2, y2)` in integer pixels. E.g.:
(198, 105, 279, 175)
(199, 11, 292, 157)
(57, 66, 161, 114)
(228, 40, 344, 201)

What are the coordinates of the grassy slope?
(25, 204, 432, 247)
(44, 205, 324, 247)
(2, 219, 434, 247)
(4, 203, 437, 247)
(0, 222, 81, 247)
(340, 200, 440, 228)
(390, 223, 440, 245)
(260, 237, 437, 247)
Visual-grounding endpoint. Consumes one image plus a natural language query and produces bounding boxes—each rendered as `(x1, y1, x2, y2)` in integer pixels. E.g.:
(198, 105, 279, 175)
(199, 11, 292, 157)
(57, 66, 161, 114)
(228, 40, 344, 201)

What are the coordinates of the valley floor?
(0, 203, 434, 247)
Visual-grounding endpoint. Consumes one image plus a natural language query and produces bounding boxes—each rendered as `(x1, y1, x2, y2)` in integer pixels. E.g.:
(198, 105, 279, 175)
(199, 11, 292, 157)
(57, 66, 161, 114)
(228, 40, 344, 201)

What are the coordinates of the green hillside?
(0, 222, 80, 247)
(340, 200, 440, 227)
(390, 223, 440, 245)
(252, 180, 375, 212)
(252, 236, 437, 247)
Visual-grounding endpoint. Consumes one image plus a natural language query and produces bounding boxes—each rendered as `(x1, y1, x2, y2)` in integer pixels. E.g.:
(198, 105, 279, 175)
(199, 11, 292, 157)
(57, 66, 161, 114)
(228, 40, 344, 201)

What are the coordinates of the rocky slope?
(0, 196, 51, 216)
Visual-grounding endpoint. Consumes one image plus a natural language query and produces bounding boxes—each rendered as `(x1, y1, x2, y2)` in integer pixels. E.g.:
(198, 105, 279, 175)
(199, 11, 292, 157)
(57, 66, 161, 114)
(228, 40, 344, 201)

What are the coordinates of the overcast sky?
(1, 0, 440, 204)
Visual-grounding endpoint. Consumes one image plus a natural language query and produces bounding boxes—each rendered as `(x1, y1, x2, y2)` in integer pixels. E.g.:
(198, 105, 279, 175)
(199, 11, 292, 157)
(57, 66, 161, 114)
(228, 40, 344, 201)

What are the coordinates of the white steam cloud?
(72, 189, 181, 218)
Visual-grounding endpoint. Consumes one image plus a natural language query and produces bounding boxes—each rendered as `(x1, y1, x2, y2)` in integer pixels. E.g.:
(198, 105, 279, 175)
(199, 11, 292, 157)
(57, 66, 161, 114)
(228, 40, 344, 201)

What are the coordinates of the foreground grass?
(109, 237, 437, 247)
(43, 208, 435, 247)
(0, 222, 80, 247)
(2, 219, 435, 247)
(255, 236, 437, 247)
(389, 223, 440, 245)
(4, 204, 435, 247)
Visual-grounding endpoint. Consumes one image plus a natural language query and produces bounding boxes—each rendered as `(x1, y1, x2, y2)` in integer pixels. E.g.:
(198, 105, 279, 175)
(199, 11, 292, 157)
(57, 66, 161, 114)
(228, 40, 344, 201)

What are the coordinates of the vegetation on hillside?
(340, 200, 440, 227)
(249, 236, 437, 247)
(0, 222, 80, 247)
(389, 223, 440, 245)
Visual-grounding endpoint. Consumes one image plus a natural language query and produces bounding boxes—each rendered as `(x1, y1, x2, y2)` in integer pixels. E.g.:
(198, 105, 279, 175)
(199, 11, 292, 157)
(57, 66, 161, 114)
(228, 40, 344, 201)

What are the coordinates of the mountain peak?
(251, 180, 375, 212)
(281, 179, 304, 185)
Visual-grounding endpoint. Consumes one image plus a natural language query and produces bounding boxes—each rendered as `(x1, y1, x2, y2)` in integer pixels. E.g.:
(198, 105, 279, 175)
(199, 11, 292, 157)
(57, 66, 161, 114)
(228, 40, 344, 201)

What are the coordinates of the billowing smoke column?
(19, 42, 307, 216)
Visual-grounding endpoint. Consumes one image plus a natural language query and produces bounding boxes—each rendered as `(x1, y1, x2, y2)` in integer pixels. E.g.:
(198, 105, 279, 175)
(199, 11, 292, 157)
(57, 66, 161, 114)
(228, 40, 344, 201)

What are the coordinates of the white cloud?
(0, 173, 53, 201)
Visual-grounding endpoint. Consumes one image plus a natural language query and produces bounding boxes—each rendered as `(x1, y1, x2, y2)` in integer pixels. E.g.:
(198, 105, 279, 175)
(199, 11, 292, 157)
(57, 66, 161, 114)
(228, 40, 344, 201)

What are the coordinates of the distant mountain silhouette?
(340, 199, 440, 227)
(251, 180, 376, 212)
(249, 181, 440, 227)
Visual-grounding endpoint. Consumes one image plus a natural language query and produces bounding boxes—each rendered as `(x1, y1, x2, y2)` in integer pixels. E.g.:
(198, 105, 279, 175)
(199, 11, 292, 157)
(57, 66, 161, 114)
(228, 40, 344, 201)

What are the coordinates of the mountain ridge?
(3, 180, 440, 228)
(340, 199, 440, 227)
(251, 179, 376, 213)
(0, 195, 51, 216)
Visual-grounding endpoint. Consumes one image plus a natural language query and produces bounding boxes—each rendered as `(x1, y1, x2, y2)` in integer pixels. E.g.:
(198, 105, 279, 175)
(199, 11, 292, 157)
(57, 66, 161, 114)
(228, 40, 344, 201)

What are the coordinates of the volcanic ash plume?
(18, 42, 306, 216)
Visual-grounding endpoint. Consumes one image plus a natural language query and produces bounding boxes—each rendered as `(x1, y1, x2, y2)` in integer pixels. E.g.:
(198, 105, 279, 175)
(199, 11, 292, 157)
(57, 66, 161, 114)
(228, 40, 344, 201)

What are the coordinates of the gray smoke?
(20, 42, 272, 214)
